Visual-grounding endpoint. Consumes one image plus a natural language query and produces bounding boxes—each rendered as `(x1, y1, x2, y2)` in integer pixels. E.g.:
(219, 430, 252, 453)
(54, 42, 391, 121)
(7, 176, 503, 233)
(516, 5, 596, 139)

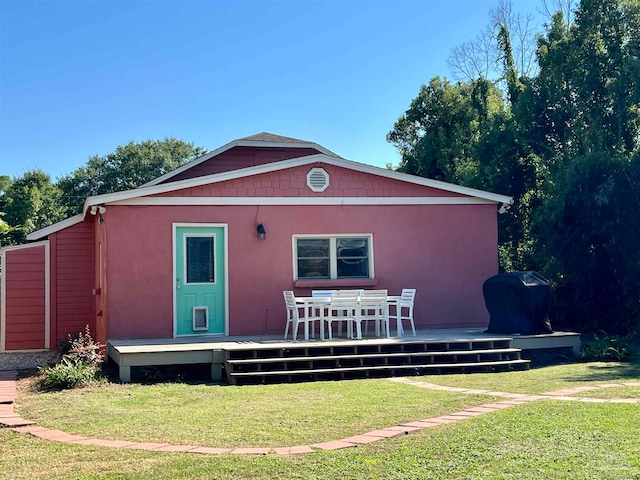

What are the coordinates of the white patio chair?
(325, 290, 362, 340)
(388, 288, 416, 336)
(359, 289, 390, 338)
(283, 291, 322, 341)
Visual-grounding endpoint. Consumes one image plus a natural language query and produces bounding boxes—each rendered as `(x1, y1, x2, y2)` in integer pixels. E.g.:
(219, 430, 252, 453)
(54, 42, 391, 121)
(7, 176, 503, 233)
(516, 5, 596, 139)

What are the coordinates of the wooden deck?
(107, 328, 581, 382)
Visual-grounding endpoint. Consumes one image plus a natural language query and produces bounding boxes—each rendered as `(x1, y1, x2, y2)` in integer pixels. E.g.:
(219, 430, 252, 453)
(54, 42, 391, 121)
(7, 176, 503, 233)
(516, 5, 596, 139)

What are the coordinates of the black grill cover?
(483, 271, 553, 335)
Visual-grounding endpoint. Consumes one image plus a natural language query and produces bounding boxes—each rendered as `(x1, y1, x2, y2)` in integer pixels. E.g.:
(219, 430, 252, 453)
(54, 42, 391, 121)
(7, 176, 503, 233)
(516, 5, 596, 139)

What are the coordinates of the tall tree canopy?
(389, 0, 640, 333)
(0, 138, 206, 246)
(387, 77, 506, 184)
(0, 175, 12, 239)
(1, 170, 66, 245)
(58, 138, 207, 213)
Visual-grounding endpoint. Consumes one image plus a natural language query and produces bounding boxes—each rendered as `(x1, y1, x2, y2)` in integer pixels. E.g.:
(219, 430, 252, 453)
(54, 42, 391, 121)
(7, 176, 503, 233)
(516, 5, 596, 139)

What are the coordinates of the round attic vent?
(306, 167, 329, 192)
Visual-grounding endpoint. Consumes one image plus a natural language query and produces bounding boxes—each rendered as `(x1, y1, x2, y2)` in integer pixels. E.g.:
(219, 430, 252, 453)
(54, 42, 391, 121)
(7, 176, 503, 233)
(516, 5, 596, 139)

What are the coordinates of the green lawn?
(420, 361, 640, 394)
(2, 360, 638, 480)
(15, 379, 498, 447)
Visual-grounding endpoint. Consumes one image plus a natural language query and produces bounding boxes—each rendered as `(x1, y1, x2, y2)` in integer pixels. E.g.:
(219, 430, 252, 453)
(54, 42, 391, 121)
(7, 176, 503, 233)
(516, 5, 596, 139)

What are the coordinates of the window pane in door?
(337, 238, 369, 278)
(186, 236, 215, 283)
(297, 238, 330, 279)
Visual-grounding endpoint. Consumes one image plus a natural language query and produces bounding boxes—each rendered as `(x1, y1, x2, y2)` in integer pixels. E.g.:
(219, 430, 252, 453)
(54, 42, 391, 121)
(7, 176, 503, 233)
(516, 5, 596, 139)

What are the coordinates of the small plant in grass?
(580, 331, 629, 362)
(39, 358, 100, 390)
(39, 325, 104, 390)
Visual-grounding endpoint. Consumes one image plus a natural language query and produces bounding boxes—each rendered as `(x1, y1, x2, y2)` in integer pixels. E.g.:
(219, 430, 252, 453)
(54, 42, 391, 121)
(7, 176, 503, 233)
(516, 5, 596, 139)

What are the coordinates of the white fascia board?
(111, 196, 495, 206)
(25, 214, 86, 241)
(141, 139, 339, 187)
(84, 154, 513, 211)
(0, 239, 50, 254)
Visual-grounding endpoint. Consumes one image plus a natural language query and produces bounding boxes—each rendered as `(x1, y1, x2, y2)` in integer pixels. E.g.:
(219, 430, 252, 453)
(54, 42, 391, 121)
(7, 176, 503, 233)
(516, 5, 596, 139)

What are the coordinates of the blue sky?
(1, 0, 542, 181)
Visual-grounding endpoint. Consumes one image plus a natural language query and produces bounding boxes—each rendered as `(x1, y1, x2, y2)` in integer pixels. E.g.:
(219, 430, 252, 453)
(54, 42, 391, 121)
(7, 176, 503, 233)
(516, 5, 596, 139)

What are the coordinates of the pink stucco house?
(0, 133, 513, 352)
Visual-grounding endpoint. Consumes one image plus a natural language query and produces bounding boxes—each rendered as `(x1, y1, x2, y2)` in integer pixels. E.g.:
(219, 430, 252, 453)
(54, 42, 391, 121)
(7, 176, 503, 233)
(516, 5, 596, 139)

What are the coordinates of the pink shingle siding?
(156, 164, 465, 198)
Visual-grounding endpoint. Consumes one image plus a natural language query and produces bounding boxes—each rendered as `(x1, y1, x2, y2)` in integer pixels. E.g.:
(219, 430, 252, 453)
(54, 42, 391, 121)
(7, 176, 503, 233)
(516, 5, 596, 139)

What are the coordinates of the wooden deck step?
(223, 337, 530, 384)
(227, 359, 531, 384)
(225, 348, 525, 375)
(226, 348, 523, 365)
(225, 339, 515, 360)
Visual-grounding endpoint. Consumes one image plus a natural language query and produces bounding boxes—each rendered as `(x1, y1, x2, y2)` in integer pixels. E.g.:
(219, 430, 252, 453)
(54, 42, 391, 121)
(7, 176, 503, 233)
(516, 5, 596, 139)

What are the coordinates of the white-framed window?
(293, 234, 374, 280)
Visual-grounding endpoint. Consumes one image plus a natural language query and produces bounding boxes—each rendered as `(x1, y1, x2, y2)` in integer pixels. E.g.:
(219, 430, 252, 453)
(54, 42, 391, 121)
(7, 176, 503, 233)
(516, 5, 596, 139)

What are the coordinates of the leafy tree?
(2, 170, 66, 245)
(386, 77, 505, 184)
(533, 153, 640, 333)
(389, 0, 640, 333)
(58, 138, 207, 213)
(530, 0, 640, 162)
(529, 0, 640, 332)
(0, 175, 11, 242)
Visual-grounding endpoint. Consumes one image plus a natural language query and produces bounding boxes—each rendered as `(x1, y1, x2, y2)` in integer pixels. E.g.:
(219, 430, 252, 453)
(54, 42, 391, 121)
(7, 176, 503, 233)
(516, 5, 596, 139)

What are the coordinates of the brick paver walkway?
(1, 370, 638, 455)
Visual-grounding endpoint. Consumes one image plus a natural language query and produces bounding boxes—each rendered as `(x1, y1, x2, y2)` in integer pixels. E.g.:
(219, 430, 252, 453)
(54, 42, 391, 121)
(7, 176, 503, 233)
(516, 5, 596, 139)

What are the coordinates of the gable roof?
(236, 132, 315, 143)
(141, 132, 340, 187)
(82, 153, 513, 211)
(26, 136, 514, 241)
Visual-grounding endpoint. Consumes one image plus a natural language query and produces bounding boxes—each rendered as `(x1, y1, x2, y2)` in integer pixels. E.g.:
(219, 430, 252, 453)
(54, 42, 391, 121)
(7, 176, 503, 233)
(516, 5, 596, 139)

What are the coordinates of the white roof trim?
(84, 154, 513, 212)
(141, 139, 340, 187)
(110, 196, 496, 206)
(25, 214, 85, 241)
(0, 239, 49, 254)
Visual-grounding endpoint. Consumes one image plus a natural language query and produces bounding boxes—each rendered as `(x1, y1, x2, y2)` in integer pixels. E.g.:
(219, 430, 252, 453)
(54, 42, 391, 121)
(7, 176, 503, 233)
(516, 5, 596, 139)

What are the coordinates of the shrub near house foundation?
(39, 326, 104, 390)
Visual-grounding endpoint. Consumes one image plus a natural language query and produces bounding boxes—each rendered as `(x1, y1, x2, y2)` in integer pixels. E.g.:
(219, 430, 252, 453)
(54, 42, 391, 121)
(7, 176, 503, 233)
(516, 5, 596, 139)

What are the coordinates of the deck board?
(108, 328, 580, 354)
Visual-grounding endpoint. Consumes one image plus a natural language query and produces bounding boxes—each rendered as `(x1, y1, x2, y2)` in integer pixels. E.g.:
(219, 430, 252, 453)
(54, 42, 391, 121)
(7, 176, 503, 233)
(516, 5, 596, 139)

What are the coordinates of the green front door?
(175, 226, 226, 336)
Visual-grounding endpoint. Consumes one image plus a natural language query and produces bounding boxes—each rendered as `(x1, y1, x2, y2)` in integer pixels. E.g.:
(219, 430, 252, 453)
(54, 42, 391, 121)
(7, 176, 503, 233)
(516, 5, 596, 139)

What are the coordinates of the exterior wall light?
(257, 223, 266, 240)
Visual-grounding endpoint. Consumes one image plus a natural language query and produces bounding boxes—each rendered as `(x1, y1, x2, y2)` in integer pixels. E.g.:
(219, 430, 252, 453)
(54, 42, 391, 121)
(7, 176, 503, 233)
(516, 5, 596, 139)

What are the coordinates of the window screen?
(337, 238, 369, 278)
(296, 238, 330, 279)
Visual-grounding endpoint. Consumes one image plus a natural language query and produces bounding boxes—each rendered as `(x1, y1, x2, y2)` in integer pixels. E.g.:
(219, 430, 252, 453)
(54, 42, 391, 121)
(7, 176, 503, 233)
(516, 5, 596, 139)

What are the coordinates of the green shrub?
(39, 358, 100, 390)
(580, 332, 629, 362)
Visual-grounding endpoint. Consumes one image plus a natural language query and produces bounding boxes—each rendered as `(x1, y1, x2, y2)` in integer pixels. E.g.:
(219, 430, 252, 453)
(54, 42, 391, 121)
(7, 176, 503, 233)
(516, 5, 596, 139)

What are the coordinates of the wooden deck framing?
(107, 328, 581, 382)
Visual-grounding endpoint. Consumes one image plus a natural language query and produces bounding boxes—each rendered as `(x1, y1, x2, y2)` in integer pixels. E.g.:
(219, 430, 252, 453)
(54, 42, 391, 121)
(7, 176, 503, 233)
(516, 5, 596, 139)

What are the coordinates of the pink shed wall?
(103, 202, 498, 340)
(50, 220, 95, 346)
(3, 245, 47, 350)
(156, 164, 465, 199)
